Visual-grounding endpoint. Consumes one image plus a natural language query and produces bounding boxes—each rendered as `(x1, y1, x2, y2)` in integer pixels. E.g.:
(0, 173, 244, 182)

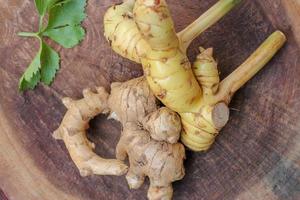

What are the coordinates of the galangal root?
(54, 77, 185, 200)
(104, 0, 286, 151)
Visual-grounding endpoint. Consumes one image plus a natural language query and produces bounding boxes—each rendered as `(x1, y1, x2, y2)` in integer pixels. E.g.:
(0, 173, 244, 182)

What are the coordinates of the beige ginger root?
(109, 77, 185, 200)
(104, 0, 287, 151)
(53, 87, 128, 176)
(55, 77, 185, 200)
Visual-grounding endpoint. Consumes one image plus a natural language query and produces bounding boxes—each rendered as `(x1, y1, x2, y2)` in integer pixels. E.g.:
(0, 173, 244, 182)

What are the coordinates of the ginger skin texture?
(54, 77, 185, 200)
(110, 78, 185, 200)
(53, 87, 128, 176)
(104, 0, 287, 151)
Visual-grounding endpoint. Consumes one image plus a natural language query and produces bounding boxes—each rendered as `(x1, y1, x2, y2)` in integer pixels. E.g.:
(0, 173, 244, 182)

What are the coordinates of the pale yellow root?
(103, 0, 240, 63)
(132, 0, 286, 151)
(54, 87, 128, 176)
(103, 0, 149, 63)
(104, 0, 286, 152)
(181, 32, 286, 151)
(193, 47, 220, 97)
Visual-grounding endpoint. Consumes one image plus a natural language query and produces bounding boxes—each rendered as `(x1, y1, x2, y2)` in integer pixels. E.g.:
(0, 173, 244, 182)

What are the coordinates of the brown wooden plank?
(0, 0, 299, 200)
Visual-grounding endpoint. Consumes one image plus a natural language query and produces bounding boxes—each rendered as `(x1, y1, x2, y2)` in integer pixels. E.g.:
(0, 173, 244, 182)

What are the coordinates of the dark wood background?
(0, 0, 299, 199)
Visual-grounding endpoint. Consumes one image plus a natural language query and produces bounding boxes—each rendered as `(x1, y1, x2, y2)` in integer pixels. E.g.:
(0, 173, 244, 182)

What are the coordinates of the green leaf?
(35, 0, 64, 16)
(35, 0, 48, 16)
(43, 0, 86, 48)
(18, 38, 60, 90)
(50, 0, 72, 8)
(40, 42, 60, 85)
(46, 0, 86, 28)
(43, 25, 85, 48)
(19, 71, 41, 91)
(18, 0, 87, 91)
(19, 38, 43, 91)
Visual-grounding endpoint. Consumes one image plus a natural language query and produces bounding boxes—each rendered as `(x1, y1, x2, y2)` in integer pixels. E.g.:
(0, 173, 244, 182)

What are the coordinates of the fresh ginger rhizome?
(55, 0, 286, 199)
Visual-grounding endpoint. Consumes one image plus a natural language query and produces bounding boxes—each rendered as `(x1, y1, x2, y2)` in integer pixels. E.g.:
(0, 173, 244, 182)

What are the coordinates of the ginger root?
(110, 77, 185, 200)
(54, 87, 128, 176)
(54, 1, 287, 199)
(55, 77, 185, 200)
(104, 0, 287, 151)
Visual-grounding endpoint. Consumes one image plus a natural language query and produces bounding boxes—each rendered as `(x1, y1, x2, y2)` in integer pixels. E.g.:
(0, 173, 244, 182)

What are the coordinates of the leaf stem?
(18, 32, 39, 37)
(178, 0, 242, 52)
(39, 15, 44, 32)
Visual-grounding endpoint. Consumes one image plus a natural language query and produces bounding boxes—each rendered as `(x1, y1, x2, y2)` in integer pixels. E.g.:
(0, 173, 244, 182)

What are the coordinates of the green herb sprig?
(18, 0, 87, 91)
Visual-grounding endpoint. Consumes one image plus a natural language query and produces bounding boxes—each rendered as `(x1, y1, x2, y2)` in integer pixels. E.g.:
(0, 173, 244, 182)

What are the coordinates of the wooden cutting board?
(0, 0, 299, 199)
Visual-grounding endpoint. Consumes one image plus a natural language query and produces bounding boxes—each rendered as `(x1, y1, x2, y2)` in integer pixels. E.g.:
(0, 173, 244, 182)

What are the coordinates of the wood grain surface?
(0, 0, 300, 200)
